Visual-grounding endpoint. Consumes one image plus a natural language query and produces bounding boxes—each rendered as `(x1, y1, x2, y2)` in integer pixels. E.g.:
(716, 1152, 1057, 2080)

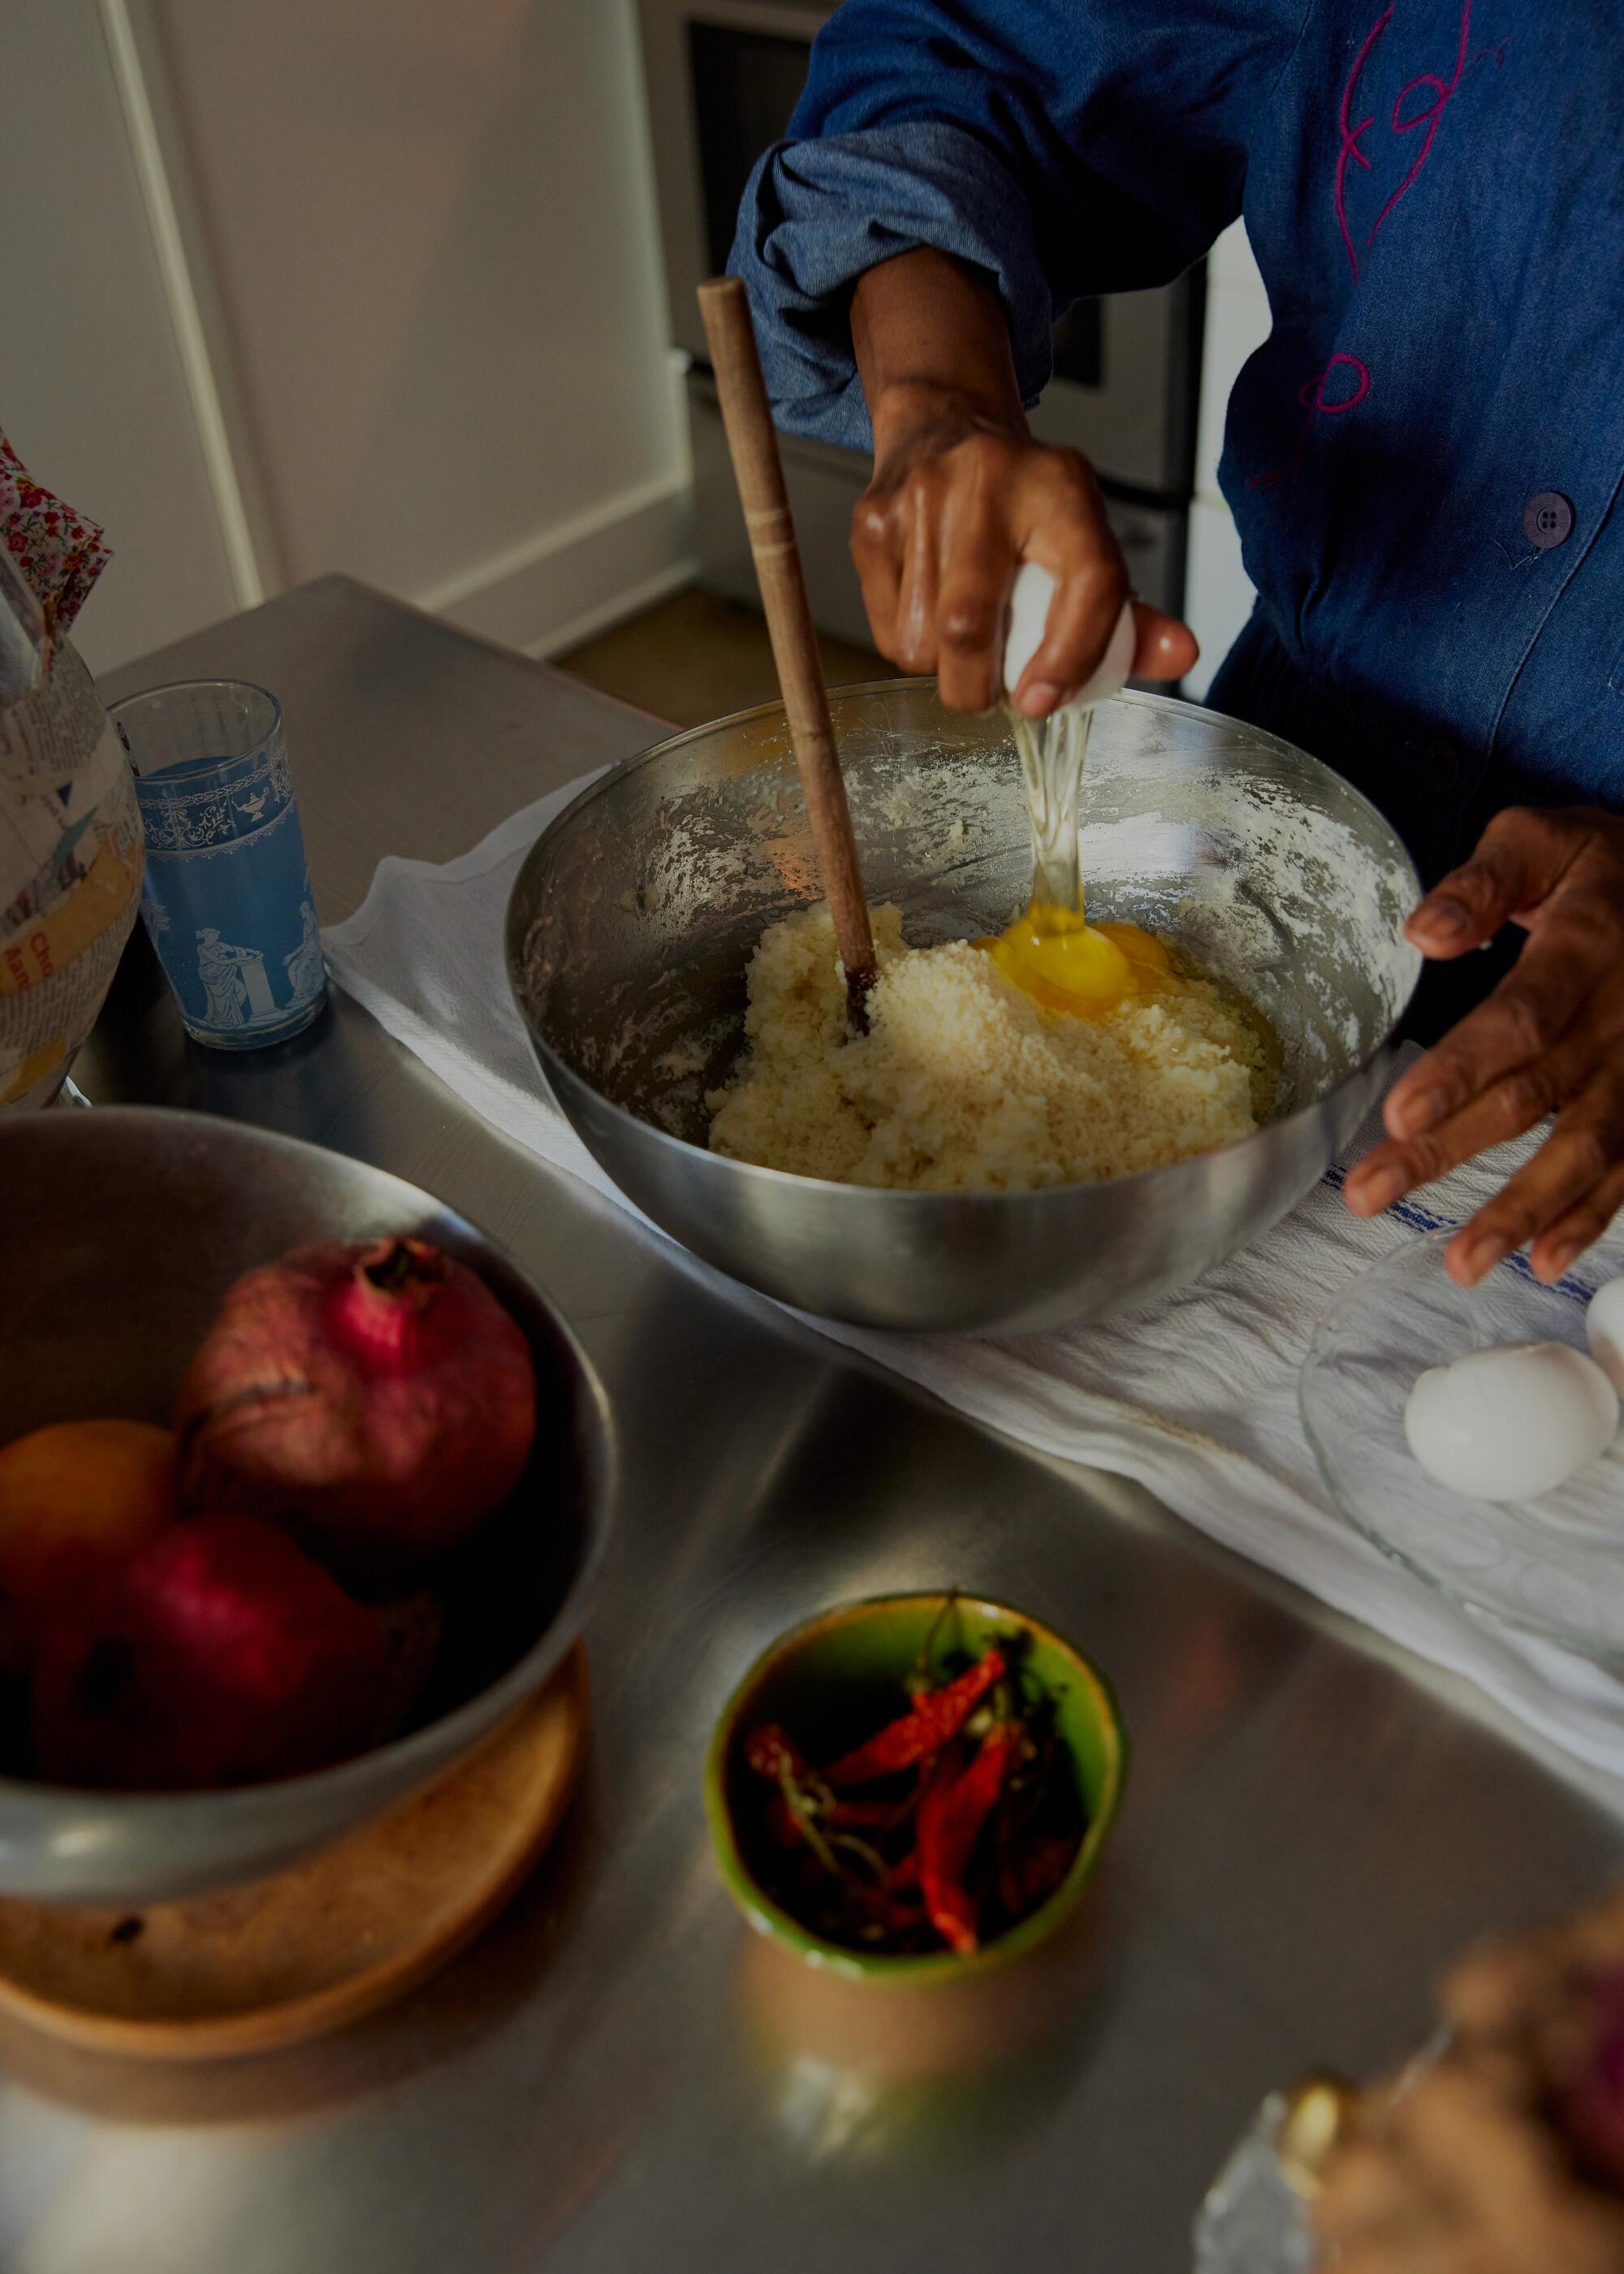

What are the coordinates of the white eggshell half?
(1587, 1276, 1624, 1396)
(1403, 1341, 1619, 1503)
(1001, 563, 1136, 709)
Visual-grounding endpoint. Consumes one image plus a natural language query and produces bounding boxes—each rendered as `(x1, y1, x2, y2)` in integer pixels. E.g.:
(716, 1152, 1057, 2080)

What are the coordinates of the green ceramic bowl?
(704, 1593, 1127, 1984)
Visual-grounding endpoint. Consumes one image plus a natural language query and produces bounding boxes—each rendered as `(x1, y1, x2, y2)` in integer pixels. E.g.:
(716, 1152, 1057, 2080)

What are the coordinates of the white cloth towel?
(326, 772, 1624, 1804)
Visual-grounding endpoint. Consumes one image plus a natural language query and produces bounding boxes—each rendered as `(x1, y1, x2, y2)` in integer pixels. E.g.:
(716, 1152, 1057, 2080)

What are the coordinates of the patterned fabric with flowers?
(0, 432, 110, 631)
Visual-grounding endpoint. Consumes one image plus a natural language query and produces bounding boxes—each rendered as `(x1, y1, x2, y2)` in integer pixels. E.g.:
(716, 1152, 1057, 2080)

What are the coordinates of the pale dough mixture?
(706, 903, 1268, 1191)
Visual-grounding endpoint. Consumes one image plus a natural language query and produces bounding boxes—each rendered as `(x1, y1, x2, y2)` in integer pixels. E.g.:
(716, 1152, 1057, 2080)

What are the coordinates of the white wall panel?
(150, 0, 687, 642)
(0, 3, 239, 672)
(1186, 221, 1272, 697)
(1, 2, 688, 672)
(1185, 500, 1259, 703)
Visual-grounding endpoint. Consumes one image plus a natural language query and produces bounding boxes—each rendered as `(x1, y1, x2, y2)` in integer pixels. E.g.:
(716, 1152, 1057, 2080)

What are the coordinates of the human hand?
(1314, 2064, 1624, 2274)
(1315, 1890, 1624, 2273)
(851, 381, 1196, 716)
(1343, 806, 1624, 1285)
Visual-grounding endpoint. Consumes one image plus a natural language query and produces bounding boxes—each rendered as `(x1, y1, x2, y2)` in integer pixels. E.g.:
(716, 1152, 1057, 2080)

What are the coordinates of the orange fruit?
(0, 1420, 178, 1606)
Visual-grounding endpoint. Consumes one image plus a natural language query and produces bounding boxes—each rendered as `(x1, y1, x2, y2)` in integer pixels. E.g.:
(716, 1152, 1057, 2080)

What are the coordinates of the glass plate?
(1300, 1234, 1624, 1664)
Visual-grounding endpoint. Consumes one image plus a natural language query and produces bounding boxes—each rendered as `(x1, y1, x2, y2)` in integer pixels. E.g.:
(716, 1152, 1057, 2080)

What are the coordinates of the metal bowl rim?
(504, 680, 1423, 1209)
(0, 1105, 616, 1828)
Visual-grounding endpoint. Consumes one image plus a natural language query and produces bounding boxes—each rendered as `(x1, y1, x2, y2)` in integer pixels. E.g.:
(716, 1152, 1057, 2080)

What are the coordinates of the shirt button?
(1524, 490, 1574, 548)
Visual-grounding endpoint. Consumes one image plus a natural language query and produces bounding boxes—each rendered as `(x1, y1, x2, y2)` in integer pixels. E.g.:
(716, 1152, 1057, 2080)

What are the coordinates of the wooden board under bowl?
(0, 1646, 589, 2060)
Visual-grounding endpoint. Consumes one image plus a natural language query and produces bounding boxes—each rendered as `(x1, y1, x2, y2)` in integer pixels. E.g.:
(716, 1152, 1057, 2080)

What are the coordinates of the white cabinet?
(0, 3, 240, 675)
(0, 2, 690, 676)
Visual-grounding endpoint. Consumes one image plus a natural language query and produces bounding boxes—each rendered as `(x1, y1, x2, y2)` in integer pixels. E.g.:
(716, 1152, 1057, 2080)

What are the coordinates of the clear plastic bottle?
(1192, 2078, 1348, 2273)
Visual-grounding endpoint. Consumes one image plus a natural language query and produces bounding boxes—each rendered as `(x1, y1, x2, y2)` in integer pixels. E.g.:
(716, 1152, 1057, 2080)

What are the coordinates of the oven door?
(638, 0, 834, 368)
(638, 0, 1200, 504)
(1031, 286, 1200, 501)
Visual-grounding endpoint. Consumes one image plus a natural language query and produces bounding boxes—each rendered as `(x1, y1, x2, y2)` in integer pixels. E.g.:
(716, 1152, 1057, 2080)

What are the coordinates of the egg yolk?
(977, 901, 1179, 1017)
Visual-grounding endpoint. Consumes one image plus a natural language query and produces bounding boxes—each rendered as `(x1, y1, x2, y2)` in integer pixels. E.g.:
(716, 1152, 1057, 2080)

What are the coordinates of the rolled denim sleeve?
(732, 122, 1053, 451)
(731, 0, 1295, 449)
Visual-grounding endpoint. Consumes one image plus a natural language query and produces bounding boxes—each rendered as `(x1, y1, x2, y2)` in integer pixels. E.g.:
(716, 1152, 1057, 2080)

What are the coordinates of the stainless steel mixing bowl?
(0, 1108, 613, 1904)
(508, 682, 1421, 1333)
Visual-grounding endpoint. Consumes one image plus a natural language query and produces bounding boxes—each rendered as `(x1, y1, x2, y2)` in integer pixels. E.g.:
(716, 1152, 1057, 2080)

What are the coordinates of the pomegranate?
(175, 1237, 538, 1579)
(31, 1512, 389, 1789)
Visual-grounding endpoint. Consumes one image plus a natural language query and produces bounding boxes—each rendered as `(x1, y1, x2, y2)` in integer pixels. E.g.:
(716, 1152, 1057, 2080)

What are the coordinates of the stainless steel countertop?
(5, 573, 1620, 2272)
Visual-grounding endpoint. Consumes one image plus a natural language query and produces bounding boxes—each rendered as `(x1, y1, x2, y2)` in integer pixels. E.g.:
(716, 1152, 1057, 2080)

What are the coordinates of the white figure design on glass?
(283, 899, 324, 1001)
(240, 948, 275, 1019)
(196, 927, 248, 1025)
(119, 680, 326, 1050)
(196, 928, 276, 1026)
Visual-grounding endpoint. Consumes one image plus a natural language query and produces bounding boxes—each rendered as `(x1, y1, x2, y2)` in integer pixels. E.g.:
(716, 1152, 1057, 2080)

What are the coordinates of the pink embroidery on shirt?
(1260, 5, 1494, 492)
(1249, 356, 1373, 487)
(1334, 6, 1394, 280)
(1365, 0, 1474, 248)
(1304, 355, 1372, 416)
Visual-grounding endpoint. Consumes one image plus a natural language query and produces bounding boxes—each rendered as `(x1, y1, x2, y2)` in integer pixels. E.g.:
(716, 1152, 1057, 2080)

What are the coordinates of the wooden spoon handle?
(697, 276, 877, 1021)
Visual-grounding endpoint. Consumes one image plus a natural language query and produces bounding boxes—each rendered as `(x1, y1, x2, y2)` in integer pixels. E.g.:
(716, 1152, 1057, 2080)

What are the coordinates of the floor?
(557, 585, 901, 729)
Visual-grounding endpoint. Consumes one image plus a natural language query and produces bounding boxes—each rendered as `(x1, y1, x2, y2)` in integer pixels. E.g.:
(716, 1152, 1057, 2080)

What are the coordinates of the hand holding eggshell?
(1002, 564, 1136, 712)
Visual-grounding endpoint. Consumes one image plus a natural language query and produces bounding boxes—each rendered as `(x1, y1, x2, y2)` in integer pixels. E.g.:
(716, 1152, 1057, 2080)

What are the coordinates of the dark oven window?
(689, 24, 814, 275)
(1051, 299, 1103, 391)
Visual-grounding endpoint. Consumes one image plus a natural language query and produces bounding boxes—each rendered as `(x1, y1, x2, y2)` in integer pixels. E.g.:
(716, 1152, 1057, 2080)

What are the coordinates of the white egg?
(1587, 1276, 1624, 1396)
(1404, 1342, 1619, 1502)
(1002, 563, 1136, 709)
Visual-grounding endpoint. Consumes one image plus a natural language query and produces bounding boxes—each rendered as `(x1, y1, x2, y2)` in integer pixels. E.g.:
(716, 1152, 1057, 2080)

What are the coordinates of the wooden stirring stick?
(698, 276, 878, 1031)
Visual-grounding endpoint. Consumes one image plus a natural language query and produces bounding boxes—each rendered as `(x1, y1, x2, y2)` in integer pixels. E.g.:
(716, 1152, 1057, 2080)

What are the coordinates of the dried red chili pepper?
(987, 1792, 1073, 1919)
(767, 1794, 803, 1848)
(1022, 1835, 1076, 1905)
(996, 1852, 1021, 1917)
(844, 1880, 927, 1939)
(917, 1723, 1022, 1955)
(826, 1796, 903, 1828)
(823, 1650, 1008, 1787)
(745, 1723, 810, 1782)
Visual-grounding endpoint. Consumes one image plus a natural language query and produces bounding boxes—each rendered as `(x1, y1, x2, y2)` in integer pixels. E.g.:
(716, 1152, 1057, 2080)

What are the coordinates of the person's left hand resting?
(1344, 806, 1624, 1286)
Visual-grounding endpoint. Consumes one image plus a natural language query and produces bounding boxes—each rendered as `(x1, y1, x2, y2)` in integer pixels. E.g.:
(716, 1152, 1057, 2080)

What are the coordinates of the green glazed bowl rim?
(703, 1591, 1129, 1986)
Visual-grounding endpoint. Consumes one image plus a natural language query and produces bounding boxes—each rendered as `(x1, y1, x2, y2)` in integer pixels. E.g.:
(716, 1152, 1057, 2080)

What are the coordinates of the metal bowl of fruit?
(0, 1107, 613, 1904)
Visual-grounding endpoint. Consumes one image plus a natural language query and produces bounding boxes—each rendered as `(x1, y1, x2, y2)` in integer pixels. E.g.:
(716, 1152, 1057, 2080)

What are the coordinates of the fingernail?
(1389, 1085, 1447, 1137)
(1415, 896, 1471, 939)
(1459, 1232, 1512, 1281)
(1019, 681, 1064, 715)
(1350, 1164, 1407, 1215)
(1544, 1240, 1583, 1280)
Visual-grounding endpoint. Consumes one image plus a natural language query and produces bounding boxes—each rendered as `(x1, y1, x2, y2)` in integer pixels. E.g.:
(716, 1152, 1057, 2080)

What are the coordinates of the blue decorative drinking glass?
(110, 679, 326, 1049)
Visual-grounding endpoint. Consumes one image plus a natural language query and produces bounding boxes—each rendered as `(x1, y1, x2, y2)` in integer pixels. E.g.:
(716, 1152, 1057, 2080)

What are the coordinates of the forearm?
(850, 249, 1027, 460)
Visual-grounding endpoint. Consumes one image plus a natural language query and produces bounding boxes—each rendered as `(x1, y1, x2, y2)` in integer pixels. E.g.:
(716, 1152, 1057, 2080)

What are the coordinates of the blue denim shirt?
(732, 1, 1624, 891)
